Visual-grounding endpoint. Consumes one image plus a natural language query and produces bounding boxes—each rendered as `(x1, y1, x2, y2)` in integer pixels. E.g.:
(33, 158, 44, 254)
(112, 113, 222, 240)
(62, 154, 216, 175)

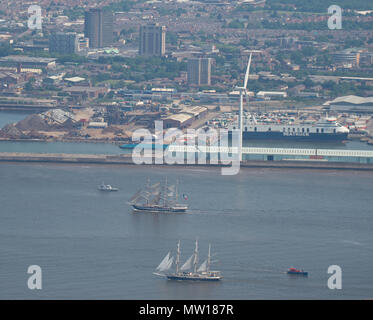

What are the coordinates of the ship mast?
(146, 177, 150, 205)
(193, 239, 199, 274)
(175, 240, 180, 274)
(207, 243, 211, 273)
(163, 177, 168, 207)
(175, 179, 179, 204)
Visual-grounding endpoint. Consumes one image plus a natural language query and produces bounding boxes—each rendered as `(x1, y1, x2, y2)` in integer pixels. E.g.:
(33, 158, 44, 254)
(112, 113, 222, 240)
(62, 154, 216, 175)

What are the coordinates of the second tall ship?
(129, 178, 188, 213)
(154, 240, 222, 281)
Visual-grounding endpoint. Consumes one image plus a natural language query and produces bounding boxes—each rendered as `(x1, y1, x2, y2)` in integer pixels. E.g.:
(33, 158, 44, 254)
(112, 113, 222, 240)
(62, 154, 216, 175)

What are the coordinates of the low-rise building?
(87, 121, 108, 128)
(182, 106, 208, 119)
(324, 95, 373, 112)
(62, 86, 108, 101)
(0, 72, 20, 89)
(0, 56, 57, 71)
(257, 91, 287, 99)
(163, 113, 194, 128)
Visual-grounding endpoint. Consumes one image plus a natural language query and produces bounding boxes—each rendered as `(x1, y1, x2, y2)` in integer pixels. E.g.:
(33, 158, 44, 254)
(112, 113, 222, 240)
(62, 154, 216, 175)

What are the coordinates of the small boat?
(287, 267, 308, 276)
(98, 182, 119, 192)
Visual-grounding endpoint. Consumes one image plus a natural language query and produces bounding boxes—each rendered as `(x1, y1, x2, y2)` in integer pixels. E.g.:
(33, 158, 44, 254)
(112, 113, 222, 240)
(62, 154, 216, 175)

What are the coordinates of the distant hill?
(267, 0, 373, 12)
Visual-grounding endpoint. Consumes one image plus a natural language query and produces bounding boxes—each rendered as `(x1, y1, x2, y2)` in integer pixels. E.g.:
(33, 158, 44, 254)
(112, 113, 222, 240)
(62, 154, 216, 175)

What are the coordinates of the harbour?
(1, 112, 373, 300)
(2, 0, 373, 304)
(0, 163, 372, 299)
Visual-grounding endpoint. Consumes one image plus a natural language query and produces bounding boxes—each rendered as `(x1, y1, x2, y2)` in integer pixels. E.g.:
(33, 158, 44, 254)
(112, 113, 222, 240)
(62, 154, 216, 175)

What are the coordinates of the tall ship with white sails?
(154, 240, 222, 281)
(129, 178, 188, 213)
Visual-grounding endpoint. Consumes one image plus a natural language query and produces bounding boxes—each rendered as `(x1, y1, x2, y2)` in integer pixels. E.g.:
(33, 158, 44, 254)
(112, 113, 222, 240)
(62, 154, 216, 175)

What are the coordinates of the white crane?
(234, 53, 252, 161)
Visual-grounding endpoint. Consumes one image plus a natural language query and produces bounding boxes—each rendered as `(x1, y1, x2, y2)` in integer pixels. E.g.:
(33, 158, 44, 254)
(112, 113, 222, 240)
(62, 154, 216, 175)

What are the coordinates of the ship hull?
(230, 131, 348, 141)
(120, 143, 169, 150)
(132, 204, 187, 213)
(166, 275, 221, 281)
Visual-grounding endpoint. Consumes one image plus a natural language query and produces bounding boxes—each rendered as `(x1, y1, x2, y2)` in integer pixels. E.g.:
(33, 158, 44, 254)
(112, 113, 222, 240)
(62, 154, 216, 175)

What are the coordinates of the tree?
(304, 78, 315, 88)
(226, 20, 245, 29)
(25, 80, 34, 91)
(166, 32, 178, 46)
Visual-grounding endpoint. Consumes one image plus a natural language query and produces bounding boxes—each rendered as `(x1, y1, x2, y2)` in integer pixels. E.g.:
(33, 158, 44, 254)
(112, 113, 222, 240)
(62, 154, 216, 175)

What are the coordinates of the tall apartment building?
(49, 32, 79, 55)
(84, 8, 113, 49)
(187, 57, 212, 86)
(139, 23, 166, 56)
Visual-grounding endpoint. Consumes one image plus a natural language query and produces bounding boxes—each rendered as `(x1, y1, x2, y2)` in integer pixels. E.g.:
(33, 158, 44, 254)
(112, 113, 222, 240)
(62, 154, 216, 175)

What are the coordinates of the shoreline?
(0, 138, 127, 145)
(1, 152, 373, 171)
(0, 137, 373, 147)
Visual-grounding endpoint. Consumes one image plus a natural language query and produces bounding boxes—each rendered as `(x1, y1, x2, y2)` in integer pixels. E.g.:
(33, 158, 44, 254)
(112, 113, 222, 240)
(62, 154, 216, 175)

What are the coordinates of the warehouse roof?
(165, 113, 193, 123)
(182, 106, 207, 116)
(0, 71, 19, 79)
(0, 55, 56, 63)
(323, 95, 373, 106)
(64, 76, 86, 83)
(257, 91, 287, 96)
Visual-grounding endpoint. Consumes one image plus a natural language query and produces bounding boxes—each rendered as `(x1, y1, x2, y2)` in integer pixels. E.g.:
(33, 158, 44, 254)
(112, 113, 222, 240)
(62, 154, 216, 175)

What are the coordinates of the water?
(0, 163, 372, 299)
(0, 111, 33, 129)
(0, 111, 124, 155)
(0, 140, 123, 155)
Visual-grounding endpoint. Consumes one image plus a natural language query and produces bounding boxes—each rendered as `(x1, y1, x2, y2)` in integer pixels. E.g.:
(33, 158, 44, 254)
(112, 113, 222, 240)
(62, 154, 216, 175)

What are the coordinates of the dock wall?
(1, 152, 373, 171)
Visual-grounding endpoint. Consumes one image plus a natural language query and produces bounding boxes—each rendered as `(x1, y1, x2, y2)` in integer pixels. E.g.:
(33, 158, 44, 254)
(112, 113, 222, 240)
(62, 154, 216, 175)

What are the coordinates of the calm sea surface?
(0, 111, 33, 129)
(0, 163, 372, 299)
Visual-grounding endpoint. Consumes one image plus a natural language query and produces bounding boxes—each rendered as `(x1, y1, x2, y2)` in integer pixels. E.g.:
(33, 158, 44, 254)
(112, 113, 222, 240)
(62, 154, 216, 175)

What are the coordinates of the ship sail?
(149, 192, 161, 205)
(193, 239, 199, 274)
(150, 182, 161, 190)
(129, 189, 143, 203)
(149, 188, 161, 196)
(155, 252, 174, 274)
(180, 254, 194, 271)
(167, 184, 176, 198)
(164, 256, 174, 271)
(130, 185, 161, 205)
(197, 260, 207, 272)
(156, 252, 171, 271)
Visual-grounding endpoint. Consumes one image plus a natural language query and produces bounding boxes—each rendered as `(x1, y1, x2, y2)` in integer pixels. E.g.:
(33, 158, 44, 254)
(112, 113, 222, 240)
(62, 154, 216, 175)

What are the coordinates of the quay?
(1, 149, 373, 171)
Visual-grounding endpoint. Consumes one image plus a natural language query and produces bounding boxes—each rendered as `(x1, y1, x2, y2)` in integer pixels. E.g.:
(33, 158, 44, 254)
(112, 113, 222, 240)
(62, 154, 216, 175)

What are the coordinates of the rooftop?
(165, 113, 193, 123)
(324, 95, 373, 106)
(64, 76, 86, 83)
(0, 56, 56, 63)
